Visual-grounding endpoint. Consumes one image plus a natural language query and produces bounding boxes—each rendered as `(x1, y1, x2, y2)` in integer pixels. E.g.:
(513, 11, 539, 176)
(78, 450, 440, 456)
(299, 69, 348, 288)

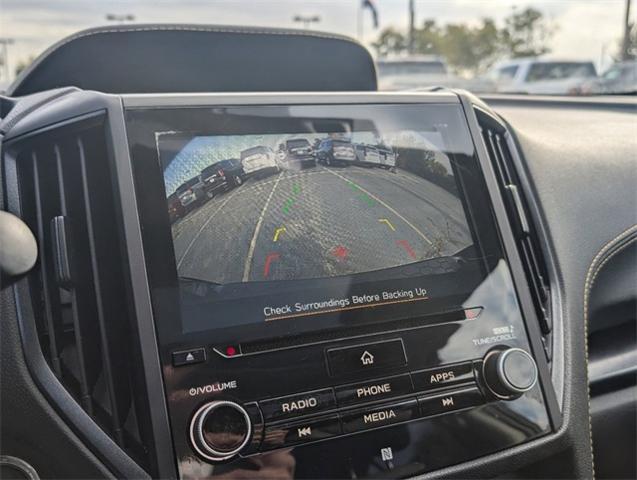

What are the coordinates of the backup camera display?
(138, 103, 489, 334)
(161, 130, 473, 286)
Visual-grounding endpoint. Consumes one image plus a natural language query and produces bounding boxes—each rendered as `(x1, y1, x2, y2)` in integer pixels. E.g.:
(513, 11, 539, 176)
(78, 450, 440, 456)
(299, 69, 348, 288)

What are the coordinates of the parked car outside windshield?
(488, 59, 598, 94)
(577, 61, 637, 94)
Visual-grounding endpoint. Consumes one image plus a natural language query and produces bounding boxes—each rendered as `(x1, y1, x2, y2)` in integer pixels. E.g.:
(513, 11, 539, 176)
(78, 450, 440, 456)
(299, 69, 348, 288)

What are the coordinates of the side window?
(603, 67, 622, 81)
(497, 65, 519, 82)
(582, 63, 597, 78)
(527, 62, 596, 82)
(622, 65, 637, 81)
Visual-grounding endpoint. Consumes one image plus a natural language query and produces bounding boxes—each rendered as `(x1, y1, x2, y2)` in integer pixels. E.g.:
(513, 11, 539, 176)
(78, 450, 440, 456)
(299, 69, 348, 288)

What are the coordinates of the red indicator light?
(225, 346, 237, 357)
(464, 308, 482, 319)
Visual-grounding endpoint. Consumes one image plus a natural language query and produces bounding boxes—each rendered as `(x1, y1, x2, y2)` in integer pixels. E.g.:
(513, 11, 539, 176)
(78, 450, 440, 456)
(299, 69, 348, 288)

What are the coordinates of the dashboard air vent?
(12, 114, 154, 472)
(475, 108, 553, 359)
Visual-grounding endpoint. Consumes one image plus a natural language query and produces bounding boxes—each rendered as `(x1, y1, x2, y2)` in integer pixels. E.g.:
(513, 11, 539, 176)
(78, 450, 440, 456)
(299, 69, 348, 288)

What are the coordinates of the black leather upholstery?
(8, 25, 377, 96)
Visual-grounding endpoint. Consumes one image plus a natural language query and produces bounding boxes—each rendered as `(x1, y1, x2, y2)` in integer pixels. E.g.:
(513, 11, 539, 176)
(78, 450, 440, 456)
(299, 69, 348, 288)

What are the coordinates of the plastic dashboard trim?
(107, 96, 179, 478)
(2, 108, 151, 479)
(501, 126, 565, 410)
(459, 94, 562, 429)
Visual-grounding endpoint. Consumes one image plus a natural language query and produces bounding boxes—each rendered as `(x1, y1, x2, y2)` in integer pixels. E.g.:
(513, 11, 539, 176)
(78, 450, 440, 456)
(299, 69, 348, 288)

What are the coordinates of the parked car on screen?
(316, 138, 356, 166)
(175, 177, 206, 212)
(277, 138, 316, 169)
(167, 192, 186, 223)
(199, 164, 229, 199)
(240, 146, 280, 177)
(377, 144, 397, 170)
(200, 158, 245, 197)
(576, 61, 637, 94)
(487, 58, 597, 94)
(218, 158, 247, 186)
(354, 144, 381, 167)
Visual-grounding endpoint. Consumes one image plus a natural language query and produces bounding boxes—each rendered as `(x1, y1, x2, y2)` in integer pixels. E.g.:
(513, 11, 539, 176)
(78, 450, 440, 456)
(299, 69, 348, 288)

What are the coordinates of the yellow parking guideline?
(379, 218, 396, 231)
(273, 227, 287, 242)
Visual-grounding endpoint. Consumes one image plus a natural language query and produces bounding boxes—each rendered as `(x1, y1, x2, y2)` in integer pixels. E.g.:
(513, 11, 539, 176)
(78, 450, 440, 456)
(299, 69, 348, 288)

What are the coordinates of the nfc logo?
(381, 447, 393, 461)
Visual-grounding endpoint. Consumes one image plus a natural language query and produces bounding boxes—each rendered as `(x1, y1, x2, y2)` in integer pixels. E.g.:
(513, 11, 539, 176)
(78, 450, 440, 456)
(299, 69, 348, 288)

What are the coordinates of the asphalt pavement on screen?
(171, 165, 471, 284)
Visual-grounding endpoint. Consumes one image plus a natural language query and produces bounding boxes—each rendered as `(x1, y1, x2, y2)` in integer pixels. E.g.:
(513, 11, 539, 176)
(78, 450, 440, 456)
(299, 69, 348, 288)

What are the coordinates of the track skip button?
(418, 387, 484, 418)
(341, 399, 418, 434)
(262, 415, 341, 451)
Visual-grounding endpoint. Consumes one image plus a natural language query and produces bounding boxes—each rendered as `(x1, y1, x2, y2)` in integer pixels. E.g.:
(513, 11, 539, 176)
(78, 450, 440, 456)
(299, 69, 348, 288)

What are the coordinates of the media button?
(411, 361, 474, 392)
(335, 374, 413, 407)
(326, 339, 407, 376)
(418, 387, 484, 418)
(341, 399, 418, 433)
(259, 388, 336, 422)
(262, 415, 341, 450)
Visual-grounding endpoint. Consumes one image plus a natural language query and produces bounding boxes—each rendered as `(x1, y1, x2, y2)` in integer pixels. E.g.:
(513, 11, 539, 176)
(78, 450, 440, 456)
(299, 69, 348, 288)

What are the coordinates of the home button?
(326, 339, 407, 376)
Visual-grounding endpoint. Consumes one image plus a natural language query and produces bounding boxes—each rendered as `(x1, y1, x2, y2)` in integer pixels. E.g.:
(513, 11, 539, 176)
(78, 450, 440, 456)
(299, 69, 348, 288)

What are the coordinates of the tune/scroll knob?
(483, 348, 538, 399)
(190, 401, 252, 462)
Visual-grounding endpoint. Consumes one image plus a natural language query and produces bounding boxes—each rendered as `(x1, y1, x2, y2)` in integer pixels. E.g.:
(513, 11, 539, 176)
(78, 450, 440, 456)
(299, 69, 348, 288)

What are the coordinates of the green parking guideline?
(347, 180, 375, 206)
(282, 184, 302, 214)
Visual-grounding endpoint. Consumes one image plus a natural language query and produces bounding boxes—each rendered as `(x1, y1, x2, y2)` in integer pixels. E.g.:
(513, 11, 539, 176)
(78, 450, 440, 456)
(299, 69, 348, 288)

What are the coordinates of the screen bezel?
(125, 97, 505, 347)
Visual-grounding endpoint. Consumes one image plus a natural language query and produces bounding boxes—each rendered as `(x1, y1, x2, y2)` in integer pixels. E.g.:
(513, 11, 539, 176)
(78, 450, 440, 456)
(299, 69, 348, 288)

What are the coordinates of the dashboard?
(0, 27, 635, 480)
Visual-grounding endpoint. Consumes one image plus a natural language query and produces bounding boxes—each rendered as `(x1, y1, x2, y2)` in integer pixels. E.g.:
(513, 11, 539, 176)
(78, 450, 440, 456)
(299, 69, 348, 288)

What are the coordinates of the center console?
(124, 93, 559, 479)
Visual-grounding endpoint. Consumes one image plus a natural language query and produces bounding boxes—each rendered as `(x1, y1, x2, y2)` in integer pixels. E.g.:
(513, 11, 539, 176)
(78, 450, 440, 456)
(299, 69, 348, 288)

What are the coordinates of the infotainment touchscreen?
(128, 103, 499, 340)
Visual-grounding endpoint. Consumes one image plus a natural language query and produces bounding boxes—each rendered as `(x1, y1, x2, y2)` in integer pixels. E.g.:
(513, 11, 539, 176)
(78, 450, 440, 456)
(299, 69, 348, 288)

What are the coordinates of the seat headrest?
(8, 24, 377, 96)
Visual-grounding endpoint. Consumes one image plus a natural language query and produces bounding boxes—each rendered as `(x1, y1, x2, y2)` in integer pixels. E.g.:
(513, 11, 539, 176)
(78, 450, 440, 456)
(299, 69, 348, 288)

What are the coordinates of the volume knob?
(190, 401, 252, 462)
(483, 348, 538, 399)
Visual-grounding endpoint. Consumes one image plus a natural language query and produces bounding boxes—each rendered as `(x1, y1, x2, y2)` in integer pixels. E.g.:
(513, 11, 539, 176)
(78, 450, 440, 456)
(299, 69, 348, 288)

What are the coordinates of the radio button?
(262, 415, 341, 450)
(326, 339, 406, 376)
(335, 374, 413, 407)
(411, 361, 474, 392)
(259, 388, 336, 422)
(341, 399, 418, 433)
(418, 387, 483, 418)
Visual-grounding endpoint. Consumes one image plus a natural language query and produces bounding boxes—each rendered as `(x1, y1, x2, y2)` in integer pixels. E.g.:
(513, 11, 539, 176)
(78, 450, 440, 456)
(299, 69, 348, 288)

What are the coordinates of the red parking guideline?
(263, 253, 280, 277)
(396, 239, 417, 259)
(331, 245, 349, 261)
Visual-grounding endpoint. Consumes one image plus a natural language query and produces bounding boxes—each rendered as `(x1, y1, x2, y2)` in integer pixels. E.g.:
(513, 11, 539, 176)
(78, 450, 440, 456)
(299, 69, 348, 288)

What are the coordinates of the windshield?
(218, 159, 236, 168)
(286, 139, 311, 148)
(201, 164, 222, 176)
(1, 0, 635, 95)
(526, 62, 597, 82)
(241, 146, 269, 158)
(176, 178, 199, 193)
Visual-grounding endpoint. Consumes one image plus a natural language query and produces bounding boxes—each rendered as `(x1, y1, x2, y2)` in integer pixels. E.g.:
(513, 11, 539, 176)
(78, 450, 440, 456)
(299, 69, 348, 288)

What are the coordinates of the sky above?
(1, 0, 633, 82)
